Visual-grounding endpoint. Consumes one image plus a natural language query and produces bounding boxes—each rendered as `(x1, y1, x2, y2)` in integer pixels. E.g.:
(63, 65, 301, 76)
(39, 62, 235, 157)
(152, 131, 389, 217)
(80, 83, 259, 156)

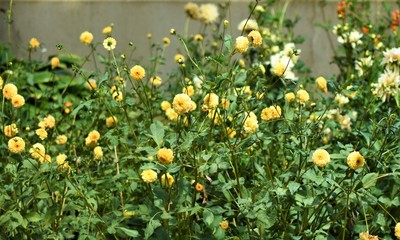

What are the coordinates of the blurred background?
(0, 0, 395, 77)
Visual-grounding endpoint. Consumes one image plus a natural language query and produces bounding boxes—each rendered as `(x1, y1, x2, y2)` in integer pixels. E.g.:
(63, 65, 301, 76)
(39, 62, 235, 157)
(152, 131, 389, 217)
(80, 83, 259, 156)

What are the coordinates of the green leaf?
(145, 219, 161, 239)
(362, 172, 379, 188)
(116, 227, 140, 237)
(150, 121, 164, 147)
(36, 192, 51, 199)
(70, 99, 94, 116)
(203, 209, 214, 226)
(288, 181, 301, 194)
(26, 212, 42, 222)
(234, 71, 247, 87)
(223, 35, 233, 52)
(33, 71, 53, 84)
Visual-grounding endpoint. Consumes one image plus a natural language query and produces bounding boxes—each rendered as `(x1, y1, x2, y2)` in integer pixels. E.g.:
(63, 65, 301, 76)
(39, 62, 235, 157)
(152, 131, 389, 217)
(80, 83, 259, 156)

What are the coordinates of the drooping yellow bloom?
(2, 83, 18, 100)
(163, 37, 170, 46)
(8, 137, 25, 154)
(130, 65, 146, 80)
(29, 143, 45, 159)
(80, 31, 94, 45)
(347, 151, 365, 170)
(184, 2, 200, 19)
(312, 149, 331, 167)
(150, 76, 162, 86)
(174, 54, 185, 64)
(161, 173, 175, 187)
(157, 148, 174, 164)
(248, 30, 262, 47)
(106, 116, 118, 128)
(35, 128, 48, 140)
(165, 108, 179, 122)
(102, 25, 112, 35)
(315, 76, 328, 93)
(93, 146, 103, 159)
(4, 124, 18, 138)
(194, 34, 203, 42)
(29, 38, 40, 49)
(141, 169, 158, 183)
(112, 91, 123, 102)
(235, 36, 249, 54)
(86, 79, 97, 90)
(56, 154, 67, 165)
(55, 135, 68, 145)
(297, 89, 310, 104)
(11, 94, 25, 108)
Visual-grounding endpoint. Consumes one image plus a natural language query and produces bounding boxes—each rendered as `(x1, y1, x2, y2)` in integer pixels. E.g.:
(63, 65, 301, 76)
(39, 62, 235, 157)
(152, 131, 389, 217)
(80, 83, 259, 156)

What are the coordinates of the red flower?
(391, 10, 400, 31)
(337, 0, 346, 20)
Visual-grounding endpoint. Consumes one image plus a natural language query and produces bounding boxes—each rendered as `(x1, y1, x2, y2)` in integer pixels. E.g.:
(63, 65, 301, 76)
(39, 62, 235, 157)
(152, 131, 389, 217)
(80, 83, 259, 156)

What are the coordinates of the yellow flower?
(195, 183, 204, 192)
(347, 151, 365, 170)
(220, 98, 230, 110)
(297, 89, 310, 104)
(261, 106, 282, 121)
(106, 116, 118, 128)
(198, 3, 219, 25)
(359, 232, 379, 240)
(11, 94, 25, 108)
(166, 108, 179, 122)
(93, 146, 103, 160)
(248, 30, 262, 47)
(161, 101, 171, 111)
(285, 92, 296, 102)
(103, 37, 117, 51)
(55, 135, 68, 145)
(85, 130, 101, 147)
(185, 2, 200, 19)
(4, 124, 18, 138)
(51, 57, 60, 69)
(395, 222, 400, 239)
(163, 37, 171, 46)
(86, 79, 97, 91)
(219, 220, 229, 230)
(56, 154, 67, 165)
(150, 76, 162, 86)
(161, 173, 175, 187)
(102, 25, 112, 35)
(315, 76, 328, 93)
(2, 83, 18, 100)
(36, 128, 48, 140)
(29, 143, 45, 159)
(80, 31, 94, 45)
(141, 169, 158, 183)
(130, 65, 146, 80)
(226, 127, 236, 139)
(123, 210, 135, 217)
(312, 149, 330, 167)
(29, 38, 40, 49)
(235, 36, 249, 54)
(112, 91, 123, 102)
(203, 93, 219, 109)
(114, 76, 124, 84)
(0, 76, 3, 89)
(194, 34, 203, 42)
(172, 93, 195, 115)
(243, 112, 258, 134)
(157, 148, 174, 164)
(271, 62, 286, 77)
(182, 86, 195, 96)
(40, 114, 56, 129)
(8, 137, 25, 154)
(174, 54, 185, 64)
(237, 19, 259, 32)
(38, 154, 52, 164)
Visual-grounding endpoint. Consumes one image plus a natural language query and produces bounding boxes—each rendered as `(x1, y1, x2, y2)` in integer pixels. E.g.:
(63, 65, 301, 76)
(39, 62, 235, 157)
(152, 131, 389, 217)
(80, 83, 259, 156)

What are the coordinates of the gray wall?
(0, 0, 395, 77)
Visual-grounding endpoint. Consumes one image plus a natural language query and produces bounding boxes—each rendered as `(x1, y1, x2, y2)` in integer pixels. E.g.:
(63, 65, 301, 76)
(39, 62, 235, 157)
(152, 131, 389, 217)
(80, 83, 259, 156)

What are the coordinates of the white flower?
(192, 75, 203, 94)
(337, 30, 363, 48)
(198, 4, 219, 24)
(335, 93, 350, 105)
(372, 70, 400, 102)
(237, 19, 259, 32)
(355, 56, 373, 76)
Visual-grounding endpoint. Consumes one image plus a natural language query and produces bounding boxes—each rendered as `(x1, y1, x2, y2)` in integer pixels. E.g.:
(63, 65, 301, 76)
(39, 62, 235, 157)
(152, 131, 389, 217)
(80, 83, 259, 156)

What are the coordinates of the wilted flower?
(157, 148, 174, 164)
(80, 31, 94, 45)
(312, 149, 331, 167)
(103, 37, 117, 51)
(184, 2, 200, 20)
(235, 36, 249, 54)
(8, 137, 25, 154)
(141, 169, 158, 183)
(347, 151, 365, 170)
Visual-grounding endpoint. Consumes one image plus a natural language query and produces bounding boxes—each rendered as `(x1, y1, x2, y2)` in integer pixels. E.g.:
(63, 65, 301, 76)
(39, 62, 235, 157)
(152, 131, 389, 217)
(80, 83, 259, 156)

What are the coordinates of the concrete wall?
(0, 1, 396, 77)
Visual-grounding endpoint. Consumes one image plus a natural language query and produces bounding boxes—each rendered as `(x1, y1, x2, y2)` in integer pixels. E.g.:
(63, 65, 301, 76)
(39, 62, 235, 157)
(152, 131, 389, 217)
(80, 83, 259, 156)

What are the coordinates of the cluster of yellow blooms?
(235, 30, 263, 54)
(312, 148, 365, 170)
(3, 83, 25, 108)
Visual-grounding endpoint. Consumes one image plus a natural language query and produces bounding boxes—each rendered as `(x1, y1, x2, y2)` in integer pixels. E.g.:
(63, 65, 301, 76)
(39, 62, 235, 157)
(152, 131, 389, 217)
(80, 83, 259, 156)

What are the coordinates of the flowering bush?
(2, 0, 400, 239)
